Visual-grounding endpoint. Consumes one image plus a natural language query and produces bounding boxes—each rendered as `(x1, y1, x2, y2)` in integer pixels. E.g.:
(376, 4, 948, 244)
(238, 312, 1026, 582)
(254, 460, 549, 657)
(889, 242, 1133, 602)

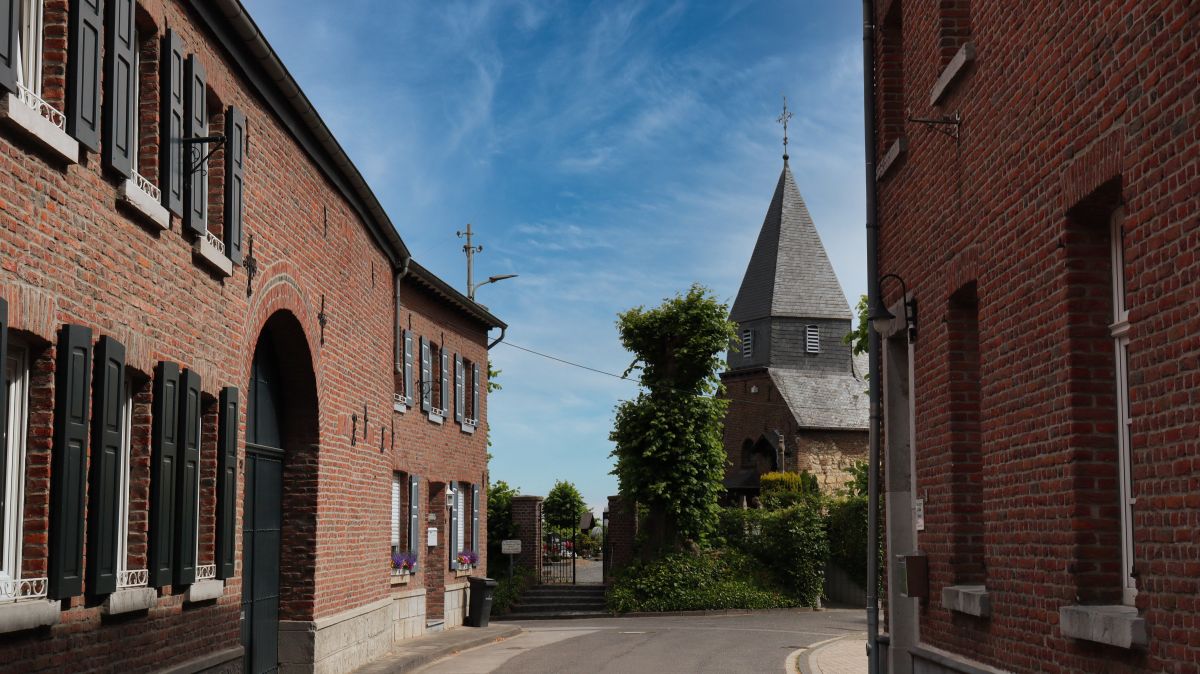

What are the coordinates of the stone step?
(511, 601, 607, 612)
(494, 610, 611, 621)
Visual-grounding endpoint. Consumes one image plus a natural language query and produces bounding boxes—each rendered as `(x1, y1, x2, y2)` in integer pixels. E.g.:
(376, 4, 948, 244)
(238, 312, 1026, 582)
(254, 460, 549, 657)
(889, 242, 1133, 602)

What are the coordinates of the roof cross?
(777, 95, 793, 162)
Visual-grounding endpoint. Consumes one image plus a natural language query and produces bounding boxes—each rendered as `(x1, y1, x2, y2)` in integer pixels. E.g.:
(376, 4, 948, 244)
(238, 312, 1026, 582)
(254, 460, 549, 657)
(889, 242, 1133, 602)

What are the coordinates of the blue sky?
(244, 0, 866, 515)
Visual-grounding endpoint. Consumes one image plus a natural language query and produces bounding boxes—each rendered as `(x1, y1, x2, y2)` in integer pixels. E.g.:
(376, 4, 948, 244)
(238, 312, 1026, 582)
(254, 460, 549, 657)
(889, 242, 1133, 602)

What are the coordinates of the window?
(947, 284, 983, 585)
(204, 89, 225, 253)
(1110, 207, 1135, 605)
(805, 325, 820, 353)
(1, 343, 29, 600)
(115, 373, 133, 584)
(17, 0, 43, 96)
(391, 473, 403, 555)
(741, 330, 753, 358)
(455, 483, 465, 555)
(430, 342, 444, 415)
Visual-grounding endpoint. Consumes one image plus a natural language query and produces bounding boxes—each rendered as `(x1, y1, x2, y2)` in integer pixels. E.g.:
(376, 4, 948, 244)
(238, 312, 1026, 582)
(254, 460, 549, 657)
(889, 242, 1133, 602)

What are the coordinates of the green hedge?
(607, 550, 799, 613)
(759, 471, 820, 509)
(716, 501, 829, 607)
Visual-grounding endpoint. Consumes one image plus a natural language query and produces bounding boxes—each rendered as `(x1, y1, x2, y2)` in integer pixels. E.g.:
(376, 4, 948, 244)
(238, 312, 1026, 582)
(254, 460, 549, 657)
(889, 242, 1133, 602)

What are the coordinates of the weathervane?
(777, 95, 793, 162)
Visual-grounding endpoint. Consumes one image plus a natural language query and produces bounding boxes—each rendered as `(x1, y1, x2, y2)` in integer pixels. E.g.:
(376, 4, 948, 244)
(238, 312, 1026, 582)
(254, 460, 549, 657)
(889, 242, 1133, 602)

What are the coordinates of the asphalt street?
(416, 608, 867, 674)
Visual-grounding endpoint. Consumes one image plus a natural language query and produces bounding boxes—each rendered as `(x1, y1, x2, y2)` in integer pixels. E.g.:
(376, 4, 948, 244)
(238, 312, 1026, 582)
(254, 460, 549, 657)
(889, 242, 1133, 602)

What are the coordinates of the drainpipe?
(862, 0, 882, 673)
(395, 256, 411, 367)
(487, 325, 506, 350)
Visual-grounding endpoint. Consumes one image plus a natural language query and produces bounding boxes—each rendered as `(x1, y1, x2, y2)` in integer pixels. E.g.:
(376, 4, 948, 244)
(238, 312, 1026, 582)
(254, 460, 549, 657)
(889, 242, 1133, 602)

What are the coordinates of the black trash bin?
(466, 576, 498, 627)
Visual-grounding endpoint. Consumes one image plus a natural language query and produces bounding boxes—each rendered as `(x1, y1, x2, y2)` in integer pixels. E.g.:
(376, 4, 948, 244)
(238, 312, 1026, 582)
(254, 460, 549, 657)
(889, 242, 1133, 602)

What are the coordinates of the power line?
(496, 340, 867, 413)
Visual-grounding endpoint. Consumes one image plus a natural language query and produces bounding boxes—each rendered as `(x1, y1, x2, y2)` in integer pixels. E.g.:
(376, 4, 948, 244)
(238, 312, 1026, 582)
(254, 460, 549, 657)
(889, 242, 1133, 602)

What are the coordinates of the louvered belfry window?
(806, 325, 820, 354)
(741, 330, 753, 358)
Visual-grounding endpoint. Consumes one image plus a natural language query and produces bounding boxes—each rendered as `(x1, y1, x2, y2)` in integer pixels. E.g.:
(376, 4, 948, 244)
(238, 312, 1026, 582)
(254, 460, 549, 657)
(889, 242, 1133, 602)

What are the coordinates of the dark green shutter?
(224, 107, 245, 264)
(420, 337, 431, 412)
(403, 330, 413, 404)
(67, 0, 102, 151)
(439, 351, 449, 414)
(174, 369, 200, 585)
(0, 299, 7, 522)
(472, 363, 480, 424)
(102, 0, 136, 177)
(471, 484, 479, 552)
(448, 483, 457, 570)
(183, 55, 207, 236)
(408, 476, 419, 561)
(48, 325, 93, 599)
(87, 336, 125, 597)
(216, 386, 238, 579)
(0, 0, 17, 92)
(454, 355, 463, 423)
(148, 361, 179, 587)
(160, 30, 185, 216)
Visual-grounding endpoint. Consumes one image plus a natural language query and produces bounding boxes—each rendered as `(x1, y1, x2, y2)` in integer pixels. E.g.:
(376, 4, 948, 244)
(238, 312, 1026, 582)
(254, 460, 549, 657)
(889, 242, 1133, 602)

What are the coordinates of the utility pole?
(457, 224, 517, 301)
(457, 223, 483, 300)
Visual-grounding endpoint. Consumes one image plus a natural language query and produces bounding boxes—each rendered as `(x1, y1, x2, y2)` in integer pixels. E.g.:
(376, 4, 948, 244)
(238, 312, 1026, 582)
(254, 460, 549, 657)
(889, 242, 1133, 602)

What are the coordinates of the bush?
(491, 565, 534, 615)
(759, 471, 820, 509)
(607, 550, 799, 613)
(716, 501, 829, 607)
(826, 495, 868, 587)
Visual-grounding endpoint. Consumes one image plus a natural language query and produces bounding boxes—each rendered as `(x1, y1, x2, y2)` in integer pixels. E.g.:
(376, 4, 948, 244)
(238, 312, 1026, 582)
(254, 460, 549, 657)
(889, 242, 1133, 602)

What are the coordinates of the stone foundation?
(392, 588, 427, 641)
(444, 582, 469, 629)
(278, 598, 393, 674)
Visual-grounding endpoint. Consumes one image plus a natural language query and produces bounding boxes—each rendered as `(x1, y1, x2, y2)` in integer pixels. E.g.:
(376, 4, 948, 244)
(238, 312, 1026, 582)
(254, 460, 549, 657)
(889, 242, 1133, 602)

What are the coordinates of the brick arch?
(243, 270, 324, 394)
(944, 244, 980, 299)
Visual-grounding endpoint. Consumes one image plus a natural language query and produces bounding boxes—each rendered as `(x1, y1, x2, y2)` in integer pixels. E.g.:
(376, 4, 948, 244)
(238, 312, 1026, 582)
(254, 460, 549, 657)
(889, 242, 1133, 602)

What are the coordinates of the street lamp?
(870, 273, 917, 341)
(470, 274, 518, 301)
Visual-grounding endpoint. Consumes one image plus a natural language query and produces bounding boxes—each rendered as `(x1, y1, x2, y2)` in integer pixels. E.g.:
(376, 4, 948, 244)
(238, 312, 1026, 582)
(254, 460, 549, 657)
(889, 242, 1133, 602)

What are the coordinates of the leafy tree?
(843, 294, 869, 357)
(543, 480, 587, 531)
(486, 480, 519, 574)
(610, 284, 736, 558)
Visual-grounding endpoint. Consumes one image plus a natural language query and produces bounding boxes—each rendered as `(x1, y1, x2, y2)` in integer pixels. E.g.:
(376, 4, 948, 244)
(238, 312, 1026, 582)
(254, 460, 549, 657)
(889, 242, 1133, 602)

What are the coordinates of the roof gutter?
(189, 0, 410, 267)
(862, 0, 882, 672)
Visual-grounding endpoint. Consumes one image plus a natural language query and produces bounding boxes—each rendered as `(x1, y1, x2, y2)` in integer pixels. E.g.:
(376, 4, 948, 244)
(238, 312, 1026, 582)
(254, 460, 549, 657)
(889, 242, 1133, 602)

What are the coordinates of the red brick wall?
(0, 0, 494, 670)
(873, 1, 1199, 671)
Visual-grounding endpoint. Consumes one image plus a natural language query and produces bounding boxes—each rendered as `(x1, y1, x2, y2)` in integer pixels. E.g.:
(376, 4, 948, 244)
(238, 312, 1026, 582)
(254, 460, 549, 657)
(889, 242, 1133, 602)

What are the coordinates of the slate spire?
(729, 162, 851, 324)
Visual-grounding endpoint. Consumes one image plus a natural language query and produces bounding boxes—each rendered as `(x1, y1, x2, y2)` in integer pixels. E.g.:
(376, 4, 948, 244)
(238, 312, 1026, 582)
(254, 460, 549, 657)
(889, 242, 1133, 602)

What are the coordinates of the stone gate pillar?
(510, 496, 543, 577)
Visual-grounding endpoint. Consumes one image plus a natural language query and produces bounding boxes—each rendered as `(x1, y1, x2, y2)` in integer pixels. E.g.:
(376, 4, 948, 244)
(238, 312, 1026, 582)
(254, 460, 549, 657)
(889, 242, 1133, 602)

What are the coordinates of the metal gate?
(540, 502, 578, 584)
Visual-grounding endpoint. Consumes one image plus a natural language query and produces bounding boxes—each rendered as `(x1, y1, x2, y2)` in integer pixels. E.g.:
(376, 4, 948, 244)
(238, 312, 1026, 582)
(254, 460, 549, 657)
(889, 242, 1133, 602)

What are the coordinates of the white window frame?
(455, 483, 465, 554)
(1109, 207, 1136, 606)
(17, 0, 44, 97)
(116, 375, 133, 578)
(741, 330, 753, 358)
(131, 27, 140, 174)
(806, 325, 820, 354)
(390, 473, 402, 555)
(2, 344, 29, 595)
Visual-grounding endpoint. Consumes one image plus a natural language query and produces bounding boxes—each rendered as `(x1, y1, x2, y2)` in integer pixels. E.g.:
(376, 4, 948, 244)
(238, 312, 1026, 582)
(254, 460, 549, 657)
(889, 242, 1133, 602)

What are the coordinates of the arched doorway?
(242, 312, 319, 674)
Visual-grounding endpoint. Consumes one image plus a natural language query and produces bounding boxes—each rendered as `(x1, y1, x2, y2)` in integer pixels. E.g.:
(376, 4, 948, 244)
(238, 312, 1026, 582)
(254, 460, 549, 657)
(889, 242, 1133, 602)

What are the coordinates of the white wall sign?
(501, 539, 521, 555)
(915, 499, 925, 532)
(427, 527, 438, 547)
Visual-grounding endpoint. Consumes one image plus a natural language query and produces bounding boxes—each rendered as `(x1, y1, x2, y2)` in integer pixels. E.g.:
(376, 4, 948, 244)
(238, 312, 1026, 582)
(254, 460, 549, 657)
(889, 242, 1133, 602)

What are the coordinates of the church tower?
(721, 125, 868, 499)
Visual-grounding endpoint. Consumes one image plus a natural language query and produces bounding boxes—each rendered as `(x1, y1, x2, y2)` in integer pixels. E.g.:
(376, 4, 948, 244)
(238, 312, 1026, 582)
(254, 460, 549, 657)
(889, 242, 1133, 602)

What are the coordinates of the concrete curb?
(797, 633, 867, 674)
(352, 624, 522, 673)
(618, 606, 817, 619)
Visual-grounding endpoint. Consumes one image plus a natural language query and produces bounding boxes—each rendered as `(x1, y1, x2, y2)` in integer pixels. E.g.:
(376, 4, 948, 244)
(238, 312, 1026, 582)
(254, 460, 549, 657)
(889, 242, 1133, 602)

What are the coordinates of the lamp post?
(457, 223, 518, 300)
(470, 274, 518, 300)
(870, 273, 917, 342)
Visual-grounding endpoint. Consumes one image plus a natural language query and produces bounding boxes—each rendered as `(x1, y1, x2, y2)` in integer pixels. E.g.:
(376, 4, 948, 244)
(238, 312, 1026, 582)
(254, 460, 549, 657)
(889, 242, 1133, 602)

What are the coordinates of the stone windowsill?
(101, 587, 157, 616)
(390, 572, 411, 586)
(193, 236, 233, 277)
(427, 411, 444, 425)
(0, 599, 60, 634)
(454, 566, 475, 578)
(0, 92, 79, 164)
(1060, 604, 1147, 649)
(118, 179, 170, 230)
(184, 579, 225, 604)
(460, 421, 476, 435)
(876, 137, 907, 180)
(941, 584, 991, 618)
(930, 42, 976, 106)
(445, 581, 469, 592)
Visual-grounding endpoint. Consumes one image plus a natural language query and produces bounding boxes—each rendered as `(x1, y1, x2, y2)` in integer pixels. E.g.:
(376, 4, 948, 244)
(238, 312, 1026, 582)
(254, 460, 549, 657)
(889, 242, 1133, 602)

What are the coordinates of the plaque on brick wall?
(427, 527, 438, 547)
(501, 539, 521, 555)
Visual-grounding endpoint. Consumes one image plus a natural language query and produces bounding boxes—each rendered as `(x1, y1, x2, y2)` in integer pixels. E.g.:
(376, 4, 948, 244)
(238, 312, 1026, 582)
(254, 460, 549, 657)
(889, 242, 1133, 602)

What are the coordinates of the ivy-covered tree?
(543, 480, 587, 531)
(610, 284, 736, 558)
(486, 480, 519, 574)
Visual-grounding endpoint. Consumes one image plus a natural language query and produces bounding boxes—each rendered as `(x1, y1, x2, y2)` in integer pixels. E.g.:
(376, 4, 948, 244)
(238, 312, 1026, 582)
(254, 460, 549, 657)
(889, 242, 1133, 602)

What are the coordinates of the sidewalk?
(798, 634, 867, 674)
(352, 624, 522, 674)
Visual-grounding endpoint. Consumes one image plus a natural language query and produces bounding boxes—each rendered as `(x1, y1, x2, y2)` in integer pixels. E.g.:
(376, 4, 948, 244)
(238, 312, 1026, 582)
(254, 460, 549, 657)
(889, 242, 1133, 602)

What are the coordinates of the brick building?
(0, 0, 502, 672)
(721, 155, 868, 500)
(869, 1, 1198, 672)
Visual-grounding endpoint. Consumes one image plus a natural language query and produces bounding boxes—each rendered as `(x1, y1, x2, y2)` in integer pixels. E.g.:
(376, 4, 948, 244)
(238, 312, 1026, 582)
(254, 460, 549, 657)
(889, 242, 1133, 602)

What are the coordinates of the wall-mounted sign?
(427, 527, 438, 547)
(501, 539, 521, 555)
(915, 499, 925, 531)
